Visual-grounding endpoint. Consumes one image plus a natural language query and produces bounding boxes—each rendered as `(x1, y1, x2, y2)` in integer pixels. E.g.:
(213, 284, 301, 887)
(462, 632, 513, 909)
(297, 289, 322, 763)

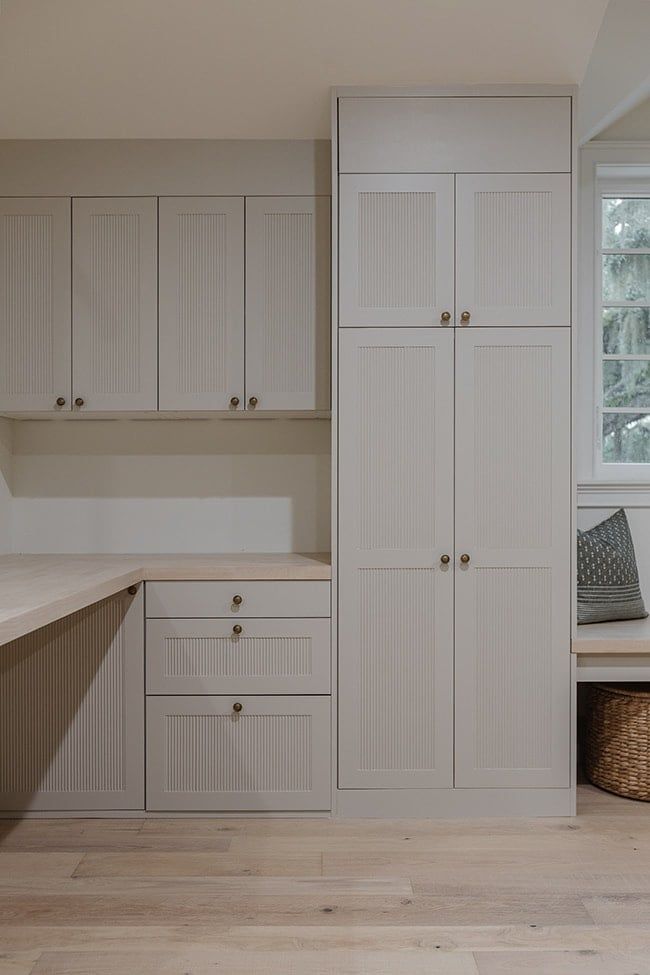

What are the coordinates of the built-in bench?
(572, 618, 650, 682)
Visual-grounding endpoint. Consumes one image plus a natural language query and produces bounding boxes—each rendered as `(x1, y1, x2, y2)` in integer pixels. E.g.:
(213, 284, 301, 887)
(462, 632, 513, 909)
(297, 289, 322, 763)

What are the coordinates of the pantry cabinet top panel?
(0, 553, 331, 647)
(338, 96, 572, 174)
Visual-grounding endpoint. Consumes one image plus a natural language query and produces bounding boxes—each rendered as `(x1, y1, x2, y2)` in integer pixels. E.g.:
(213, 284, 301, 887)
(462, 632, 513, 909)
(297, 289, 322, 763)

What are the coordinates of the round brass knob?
(233, 702, 243, 713)
(74, 397, 84, 408)
(55, 396, 66, 407)
(440, 311, 451, 324)
(460, 553, 471, 564)
(232, 594, 243, 606)
(232, 624, 243, 635)
(248, 396, 258, 409)
(230, 396, 240, 408)
(440, 554, 450, 565)
(460, 311, 471, 325)
(127, 585, 138, 596)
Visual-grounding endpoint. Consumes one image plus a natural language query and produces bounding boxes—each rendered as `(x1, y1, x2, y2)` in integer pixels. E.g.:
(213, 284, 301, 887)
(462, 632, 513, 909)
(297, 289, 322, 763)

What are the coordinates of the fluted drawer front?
(146, 696, 331, 811)
(145, 581, 330, 619)
(146, 618, 330, 694)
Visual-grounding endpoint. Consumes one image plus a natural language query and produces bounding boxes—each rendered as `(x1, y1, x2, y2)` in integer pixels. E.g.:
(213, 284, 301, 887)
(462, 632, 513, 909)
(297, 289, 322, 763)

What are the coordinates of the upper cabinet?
(455, 174, 571, 327)
(339, 175, 454, 327)
(246, 197, 330, 411)
(0, 198, 71, 412)
(73, 198, 158, 411)
(338, 97, 571, 174)
(159, 197, 244, 411)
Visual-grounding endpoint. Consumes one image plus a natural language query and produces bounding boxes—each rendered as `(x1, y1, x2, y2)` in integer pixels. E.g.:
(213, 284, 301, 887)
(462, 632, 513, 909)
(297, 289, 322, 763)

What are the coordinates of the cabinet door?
(0, 588, 144, 811)
(73, 197, 157, 411)
(0, 198, 71, 412)
(246, 197, 330, 411)
(454, 328, 571, 788)
(159, 197, 244, 411)
(455, 174, 571, 327)
(338, 328, 454, 788)
(339, 175, 454, 327)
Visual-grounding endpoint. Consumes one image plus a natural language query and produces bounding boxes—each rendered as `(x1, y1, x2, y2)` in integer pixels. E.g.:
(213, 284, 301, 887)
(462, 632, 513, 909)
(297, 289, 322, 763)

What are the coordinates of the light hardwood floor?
(1, 785, 649, 974)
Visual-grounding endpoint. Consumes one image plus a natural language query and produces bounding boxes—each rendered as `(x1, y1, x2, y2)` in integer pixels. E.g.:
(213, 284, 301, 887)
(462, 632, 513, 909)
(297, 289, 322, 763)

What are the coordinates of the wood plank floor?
(1, 785, 649, 973)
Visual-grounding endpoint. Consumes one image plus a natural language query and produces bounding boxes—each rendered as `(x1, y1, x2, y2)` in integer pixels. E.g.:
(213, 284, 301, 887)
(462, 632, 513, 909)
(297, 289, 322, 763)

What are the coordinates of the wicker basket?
(585, 683, 650, 801)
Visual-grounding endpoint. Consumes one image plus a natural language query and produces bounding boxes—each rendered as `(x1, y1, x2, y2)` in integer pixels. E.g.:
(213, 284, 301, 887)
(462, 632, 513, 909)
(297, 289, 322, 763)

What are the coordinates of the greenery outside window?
(599, 192, 650, 471)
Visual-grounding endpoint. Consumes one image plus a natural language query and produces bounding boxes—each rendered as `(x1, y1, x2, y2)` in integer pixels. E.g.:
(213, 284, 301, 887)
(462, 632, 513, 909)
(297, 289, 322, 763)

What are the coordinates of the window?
(599, 193, 650, 469)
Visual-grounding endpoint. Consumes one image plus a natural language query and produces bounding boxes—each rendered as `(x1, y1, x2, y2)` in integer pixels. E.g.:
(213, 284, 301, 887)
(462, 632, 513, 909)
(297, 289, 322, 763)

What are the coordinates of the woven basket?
(585, 683, 650, 801)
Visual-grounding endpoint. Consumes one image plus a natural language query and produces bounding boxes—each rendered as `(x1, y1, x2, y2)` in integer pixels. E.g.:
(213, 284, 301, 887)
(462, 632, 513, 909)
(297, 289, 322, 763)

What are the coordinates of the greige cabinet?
(73, 197, 158, 411)
(0, 588, 144, 811)
(0, 197, 71, 412)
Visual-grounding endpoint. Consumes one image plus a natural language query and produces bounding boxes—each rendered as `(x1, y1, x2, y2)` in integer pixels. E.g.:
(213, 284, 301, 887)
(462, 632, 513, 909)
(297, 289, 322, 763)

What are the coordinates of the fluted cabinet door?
(0, 588, 144, 811)
(455, 174, 571, 327)
(246, 197, 330, 410)
(72, 197, 158, 411)
(159, 197, 244, 411)
(338, 328, 454, 789)
(454, 328, 571, 788)
(0, 198, 71, 412)
(339, 175, 454, 327)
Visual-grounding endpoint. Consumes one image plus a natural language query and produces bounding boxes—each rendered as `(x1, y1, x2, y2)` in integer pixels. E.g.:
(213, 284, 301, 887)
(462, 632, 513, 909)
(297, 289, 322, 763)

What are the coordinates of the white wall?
(9, 419, 330, 554)
(598, 96, 650, 140)
(0, 0, 606, 139)
(0, 420, 12, 554)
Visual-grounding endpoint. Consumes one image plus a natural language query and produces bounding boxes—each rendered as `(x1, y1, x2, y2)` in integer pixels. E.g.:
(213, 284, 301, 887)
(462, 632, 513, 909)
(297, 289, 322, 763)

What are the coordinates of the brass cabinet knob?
(440, 311, 451, 324)
(248, 396, 258, 409)
(232, 624, 243, 635)
(230, 396, 240, 408)
(127, 585, 138, 595)
(233, 702, 243, 713)
(74, 397, 84, 408)
(460, 553, 471, 564)
(55, 396, 66, 407)
(232, 594, 243, 606)
(440, 554, 450, 565)
(460, 311, 471, 325)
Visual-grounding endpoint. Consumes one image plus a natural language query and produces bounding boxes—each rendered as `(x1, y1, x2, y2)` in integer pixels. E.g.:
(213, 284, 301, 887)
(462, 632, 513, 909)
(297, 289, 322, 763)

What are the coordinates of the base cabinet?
(146, 695, 331, 811)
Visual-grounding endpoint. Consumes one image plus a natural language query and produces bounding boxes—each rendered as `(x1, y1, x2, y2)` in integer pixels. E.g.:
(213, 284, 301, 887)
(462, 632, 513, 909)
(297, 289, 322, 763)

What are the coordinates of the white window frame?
(594, 178, 650, 480)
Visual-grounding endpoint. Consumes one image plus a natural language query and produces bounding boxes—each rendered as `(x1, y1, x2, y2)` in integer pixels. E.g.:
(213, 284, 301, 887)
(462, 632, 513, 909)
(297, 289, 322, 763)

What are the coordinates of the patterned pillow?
(577, 509, 648, 624)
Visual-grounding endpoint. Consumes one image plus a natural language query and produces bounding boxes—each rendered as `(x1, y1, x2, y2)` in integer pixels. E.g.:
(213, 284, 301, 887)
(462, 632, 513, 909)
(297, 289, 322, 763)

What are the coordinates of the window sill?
(578, 481, 650, 506)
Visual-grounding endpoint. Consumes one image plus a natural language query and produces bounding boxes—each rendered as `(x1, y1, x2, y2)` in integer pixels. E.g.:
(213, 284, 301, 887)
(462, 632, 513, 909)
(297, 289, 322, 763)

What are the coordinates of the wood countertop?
(0, 553, 331, 647)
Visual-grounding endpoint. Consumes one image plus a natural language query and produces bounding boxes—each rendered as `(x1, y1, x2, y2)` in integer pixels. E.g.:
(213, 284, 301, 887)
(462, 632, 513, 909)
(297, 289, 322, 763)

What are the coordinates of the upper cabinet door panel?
(339, 174, 454, 326)
(456, 174, 571, 327)
(246, 197, 330, 411)
(159, 197, 244, 411)
(0, 198, 71, 412)
(339, 97, 571, 173)
(73, 197, 158, 412)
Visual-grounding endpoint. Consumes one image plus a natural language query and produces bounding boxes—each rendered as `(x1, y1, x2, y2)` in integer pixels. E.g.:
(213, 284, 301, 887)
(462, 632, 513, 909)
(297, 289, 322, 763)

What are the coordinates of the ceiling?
(0, 0, 609, 139)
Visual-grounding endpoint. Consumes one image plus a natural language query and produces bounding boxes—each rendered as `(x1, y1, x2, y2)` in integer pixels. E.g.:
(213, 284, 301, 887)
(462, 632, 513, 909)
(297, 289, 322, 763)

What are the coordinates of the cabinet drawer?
(146, 695, 331, 811)
(145, 581, 330, 619)
(146, 618, 331, 694)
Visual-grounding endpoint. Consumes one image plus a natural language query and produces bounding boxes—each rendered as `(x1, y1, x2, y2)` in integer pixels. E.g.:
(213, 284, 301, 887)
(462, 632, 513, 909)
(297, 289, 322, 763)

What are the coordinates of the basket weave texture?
(585, 683, 650, 801)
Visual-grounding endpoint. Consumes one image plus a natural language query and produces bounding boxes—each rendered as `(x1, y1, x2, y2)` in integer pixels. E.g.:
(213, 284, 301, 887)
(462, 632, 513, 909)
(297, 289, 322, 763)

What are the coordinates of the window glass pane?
(603, 360, 650, 407)
(603, 198, 650, 249)
(603, 254, 650, 302)
(603, 307, 650, 354)
(603, 412, 650, 463)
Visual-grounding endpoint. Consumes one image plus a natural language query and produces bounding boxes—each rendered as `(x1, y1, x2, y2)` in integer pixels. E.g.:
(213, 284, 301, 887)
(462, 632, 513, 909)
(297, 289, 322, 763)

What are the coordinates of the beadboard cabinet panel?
(146, 617, 331, 694)
(338, 328, 454, 789)
(339, 174, 454, 327)
(0, 197, 71, 412)
(146, 695, 331, 811)
(246, 197, 330, 411)
(159, 197, 244, 411)
(454, 328, 571, 788)
(72, 197, 158, 411)
(455, 174, 571, 327)
(0, 588, 144, 811)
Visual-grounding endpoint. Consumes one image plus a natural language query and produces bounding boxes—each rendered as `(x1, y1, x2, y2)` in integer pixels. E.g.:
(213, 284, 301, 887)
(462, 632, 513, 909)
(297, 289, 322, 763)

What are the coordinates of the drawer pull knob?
(460, 311, 471, 325)
(232, 594, 243, 606)
(127, 585, 138, 595)
(233, 702, 243, 713)
(232, 624, 243, 635)
(440, 311, 451, 324)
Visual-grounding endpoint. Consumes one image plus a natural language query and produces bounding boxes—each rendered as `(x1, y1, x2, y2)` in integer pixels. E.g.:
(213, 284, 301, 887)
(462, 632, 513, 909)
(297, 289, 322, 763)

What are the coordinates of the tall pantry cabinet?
(334, 89, 574, 816)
